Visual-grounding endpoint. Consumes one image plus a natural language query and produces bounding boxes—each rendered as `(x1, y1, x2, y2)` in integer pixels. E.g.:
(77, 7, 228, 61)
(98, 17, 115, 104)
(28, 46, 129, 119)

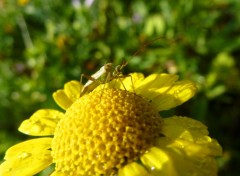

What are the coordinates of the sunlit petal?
(64, 80, 82, 101)
(118, 162, 149, 176)
(155, 137, 219, 175)
(18, 109, 64, 136)
(161, 116, 209, 141)
(53, 89, 73, 110)
(120, 73, 145, 92)
(0, 138, 52, 176)
(140, 147, 177, 176)
(151, 80, 197, 110)
(136, 74, 179, 96)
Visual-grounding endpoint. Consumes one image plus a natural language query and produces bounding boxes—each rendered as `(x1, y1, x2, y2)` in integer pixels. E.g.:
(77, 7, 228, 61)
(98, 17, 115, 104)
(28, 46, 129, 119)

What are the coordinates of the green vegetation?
(1, 0, 239, 175)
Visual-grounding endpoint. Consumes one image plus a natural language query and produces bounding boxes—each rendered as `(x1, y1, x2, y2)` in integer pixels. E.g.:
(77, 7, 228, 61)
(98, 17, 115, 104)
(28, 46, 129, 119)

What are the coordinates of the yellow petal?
(94, 73, 144, 92)
(63, 80, 81, 101)
(152, 80, 197, 111)
(95, 79, 122, 90)
(53, 89, 73, 110)
(53, 81, 82, 110)
(181, 138, 222, 157)
(120, 73, 145, 92)
(156, 137, 219, 176)
(161, 116, 209, 141)
(167, 146, 218, 176)
(0, 138, 52, 176)
(136, 74, 179, 96)
(118, 162, 149, 176)
(140, 147, 177, 176)
(18, 109, 64, 136)
(4, 138, 52, 161)
(157, 136, 222, 158)
(195, 136, 222, 156)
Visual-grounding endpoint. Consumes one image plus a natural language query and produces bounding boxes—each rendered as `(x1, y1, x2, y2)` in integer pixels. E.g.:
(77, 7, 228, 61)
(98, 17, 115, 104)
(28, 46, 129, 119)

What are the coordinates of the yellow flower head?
(0, 73, 222, 176)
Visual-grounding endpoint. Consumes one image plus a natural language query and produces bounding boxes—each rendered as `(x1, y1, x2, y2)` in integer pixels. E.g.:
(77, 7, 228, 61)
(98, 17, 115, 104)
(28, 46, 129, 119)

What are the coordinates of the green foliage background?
(0, 0, 239, 175)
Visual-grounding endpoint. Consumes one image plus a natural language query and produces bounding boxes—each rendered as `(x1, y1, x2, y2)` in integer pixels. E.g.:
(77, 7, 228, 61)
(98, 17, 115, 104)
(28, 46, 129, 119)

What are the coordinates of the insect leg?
(113, 74, 135, 92)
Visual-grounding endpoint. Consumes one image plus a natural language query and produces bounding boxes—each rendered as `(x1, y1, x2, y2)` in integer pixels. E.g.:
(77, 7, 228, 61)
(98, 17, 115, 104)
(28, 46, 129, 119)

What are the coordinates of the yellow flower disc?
(51, 88, 162, 175)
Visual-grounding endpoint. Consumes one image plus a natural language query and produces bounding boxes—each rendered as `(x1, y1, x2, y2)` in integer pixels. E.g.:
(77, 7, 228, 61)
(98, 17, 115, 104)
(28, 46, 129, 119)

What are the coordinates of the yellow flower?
(0, 73, 222, 176)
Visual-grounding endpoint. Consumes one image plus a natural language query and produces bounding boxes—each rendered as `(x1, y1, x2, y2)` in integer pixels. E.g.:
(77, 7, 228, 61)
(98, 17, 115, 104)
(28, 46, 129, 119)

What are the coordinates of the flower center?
(51, 88, 162, 175)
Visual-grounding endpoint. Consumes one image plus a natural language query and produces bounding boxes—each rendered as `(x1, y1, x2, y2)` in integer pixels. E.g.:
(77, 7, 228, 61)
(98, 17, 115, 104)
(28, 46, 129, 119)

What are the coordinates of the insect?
(80, 61, 128, 96)
(80, 36, 181, 97)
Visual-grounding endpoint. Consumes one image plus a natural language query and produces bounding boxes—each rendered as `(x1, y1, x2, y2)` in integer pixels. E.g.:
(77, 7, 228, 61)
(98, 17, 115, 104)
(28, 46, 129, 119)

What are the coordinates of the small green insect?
(80, 61, 128, 96)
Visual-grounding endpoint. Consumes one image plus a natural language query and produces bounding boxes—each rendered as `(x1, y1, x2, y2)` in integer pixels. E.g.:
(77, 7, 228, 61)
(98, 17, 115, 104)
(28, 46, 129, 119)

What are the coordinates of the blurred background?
(0, 0, 239, 175)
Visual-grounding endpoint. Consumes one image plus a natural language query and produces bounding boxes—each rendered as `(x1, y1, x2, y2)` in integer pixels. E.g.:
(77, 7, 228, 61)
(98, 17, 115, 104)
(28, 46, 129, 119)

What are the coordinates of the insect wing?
(91, 65, 108, 80)
(80, 64, 111, 96)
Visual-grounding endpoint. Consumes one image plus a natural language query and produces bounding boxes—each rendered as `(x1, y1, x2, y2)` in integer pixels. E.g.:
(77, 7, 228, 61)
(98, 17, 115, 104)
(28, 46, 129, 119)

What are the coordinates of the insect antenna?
(115, 36, 182, 92)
